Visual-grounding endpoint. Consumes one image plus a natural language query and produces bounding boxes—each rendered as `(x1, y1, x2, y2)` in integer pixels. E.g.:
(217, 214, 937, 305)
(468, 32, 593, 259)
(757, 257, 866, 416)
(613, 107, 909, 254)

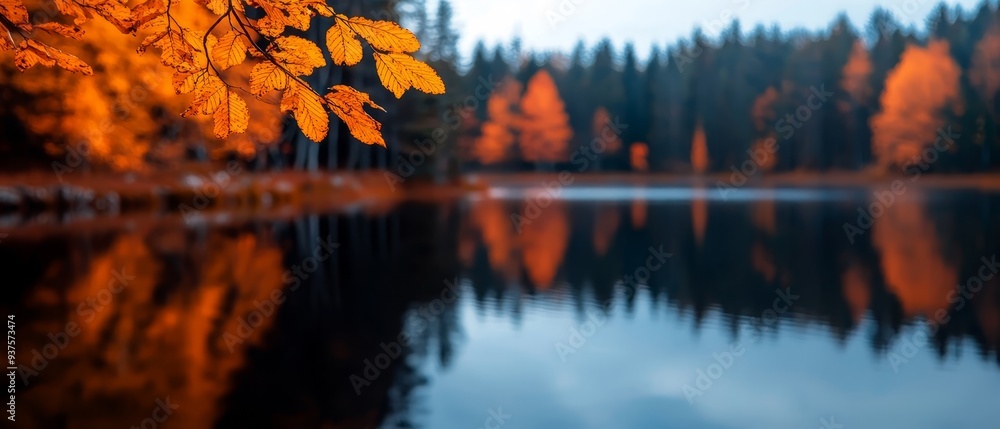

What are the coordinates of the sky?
(442, 0, 988, 58)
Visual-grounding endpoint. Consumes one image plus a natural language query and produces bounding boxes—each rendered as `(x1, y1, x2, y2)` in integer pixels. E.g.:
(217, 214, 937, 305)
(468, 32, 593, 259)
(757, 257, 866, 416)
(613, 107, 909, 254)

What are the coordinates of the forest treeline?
(456, 1, 1000, 174)
(4, 0, 1000, 176)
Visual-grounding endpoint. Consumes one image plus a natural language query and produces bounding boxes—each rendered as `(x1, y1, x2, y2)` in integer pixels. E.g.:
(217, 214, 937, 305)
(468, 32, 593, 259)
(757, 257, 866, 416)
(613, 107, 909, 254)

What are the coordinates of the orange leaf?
(172, 70, 205, 94)
(131, 0, 166, 29)
(183, 74, 226, 116)
(270, 35, 325, 76)
(212, 31, 247, 70)
(324, 86, 384, 146)
(249, 61, 288, 96)
(197, 0, 230, 15)
(0, 22, 14, 51)
(343, 15, 419, 54)
(44, 44, 93, 75)
(0, 0, 30, 27)
(326, 19, 362, 66)
(373, 52, 445, 98)
(35, 22, 85, 40)
(282, 81, 329, 142)
(214, 90, 250, 138)
(53, 0, 88, 24)
(329, 84, 384, 111)
(88, 0, 134, 33)
(13, 40, 92, 75)
(251, 0, 325, 36)
(13, 41, 55, 70)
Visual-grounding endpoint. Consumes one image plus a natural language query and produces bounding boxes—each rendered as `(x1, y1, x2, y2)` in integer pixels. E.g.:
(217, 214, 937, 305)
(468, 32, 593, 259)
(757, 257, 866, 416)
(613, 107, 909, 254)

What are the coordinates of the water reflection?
(4, 187, 1000, 428)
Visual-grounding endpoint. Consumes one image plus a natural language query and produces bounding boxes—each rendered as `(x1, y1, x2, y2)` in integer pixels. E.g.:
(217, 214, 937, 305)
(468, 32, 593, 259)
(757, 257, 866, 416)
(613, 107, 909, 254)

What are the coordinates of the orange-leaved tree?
(870, 40, 960, 169)
(690, 120, 709, 173)
(591, 107, 621, 154)
(518, 69, 571, 164)
(591, 106, 621, 168)
(0, 0, 284, 170)
(0, 0, 444, 148)
(474, 76, 520, 165)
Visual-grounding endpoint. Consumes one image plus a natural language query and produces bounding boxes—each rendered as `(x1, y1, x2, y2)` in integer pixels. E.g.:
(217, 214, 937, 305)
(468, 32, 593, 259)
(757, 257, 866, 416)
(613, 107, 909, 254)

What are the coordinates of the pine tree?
(430, 0, 460, 64)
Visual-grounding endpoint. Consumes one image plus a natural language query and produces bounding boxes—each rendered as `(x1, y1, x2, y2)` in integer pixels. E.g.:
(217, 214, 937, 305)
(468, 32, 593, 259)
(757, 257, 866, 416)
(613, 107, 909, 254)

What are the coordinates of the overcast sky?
(441, 0, 987, 58)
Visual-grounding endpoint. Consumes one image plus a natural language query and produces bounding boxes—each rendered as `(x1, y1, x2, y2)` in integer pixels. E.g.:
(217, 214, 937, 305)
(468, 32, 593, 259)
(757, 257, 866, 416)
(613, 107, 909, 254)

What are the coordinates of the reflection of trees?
(216, 206, 465, 429)
(8, 191, 1000, 428)
(10, 226, 285, 428)
(460, 193, 1000, 366)
(9, 204, 466, 429)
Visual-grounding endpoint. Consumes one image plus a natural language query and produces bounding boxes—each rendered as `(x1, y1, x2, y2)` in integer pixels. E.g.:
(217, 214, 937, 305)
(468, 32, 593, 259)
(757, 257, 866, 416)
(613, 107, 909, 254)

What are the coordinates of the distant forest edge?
(4, 0, 1000, 177)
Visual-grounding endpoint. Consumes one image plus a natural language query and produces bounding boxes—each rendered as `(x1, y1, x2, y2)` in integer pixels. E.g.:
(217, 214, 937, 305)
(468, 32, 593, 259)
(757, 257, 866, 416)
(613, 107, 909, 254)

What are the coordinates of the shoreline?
(3, 170, 1000, 234)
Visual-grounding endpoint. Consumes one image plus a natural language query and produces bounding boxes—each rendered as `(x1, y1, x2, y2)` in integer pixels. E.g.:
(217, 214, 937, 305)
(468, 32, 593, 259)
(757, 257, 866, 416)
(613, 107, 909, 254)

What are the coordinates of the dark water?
(4, 185, 1000, 429)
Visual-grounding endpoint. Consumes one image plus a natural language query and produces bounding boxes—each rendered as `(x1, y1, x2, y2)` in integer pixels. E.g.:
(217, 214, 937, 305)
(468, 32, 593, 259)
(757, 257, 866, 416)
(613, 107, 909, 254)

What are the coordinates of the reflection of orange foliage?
(630, 142, 649, 172)
(475, 77, 521, 164)
(592, 107, 621, 153)
(593, 205, 620, 256)
(751, 199, 776, 236)
(840, 40, 872, 108)
(750, 139, 777, 172)
(469, 199, 518, 277)
(519, 70, 572, 163)
(871, 40, 961, 168)
(873, 196, 956, 318)
(631, 198, 647, 229)
(841, 263, 871, 322)
(691, 121, 709, 173)
(519, 201, 569, 288)
(691, 189, 707, 246)
(751, 242, 775, 283)
(458, 225, 477, 267)
(19, 231, 284, 428)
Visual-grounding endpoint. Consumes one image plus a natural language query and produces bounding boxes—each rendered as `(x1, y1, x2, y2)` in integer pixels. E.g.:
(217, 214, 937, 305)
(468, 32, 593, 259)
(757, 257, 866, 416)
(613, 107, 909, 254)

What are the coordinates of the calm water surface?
(4, 185, 1000, 428)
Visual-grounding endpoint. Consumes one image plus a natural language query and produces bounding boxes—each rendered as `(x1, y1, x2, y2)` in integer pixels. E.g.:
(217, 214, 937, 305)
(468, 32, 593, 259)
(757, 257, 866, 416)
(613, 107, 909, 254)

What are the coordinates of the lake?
(4, 184, 1000, 429)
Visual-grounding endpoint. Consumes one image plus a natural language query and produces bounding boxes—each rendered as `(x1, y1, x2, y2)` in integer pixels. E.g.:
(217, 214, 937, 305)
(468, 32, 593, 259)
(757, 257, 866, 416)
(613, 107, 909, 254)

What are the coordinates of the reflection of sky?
(411, 287, 1000, 429)
(486, 186, 856, 202)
